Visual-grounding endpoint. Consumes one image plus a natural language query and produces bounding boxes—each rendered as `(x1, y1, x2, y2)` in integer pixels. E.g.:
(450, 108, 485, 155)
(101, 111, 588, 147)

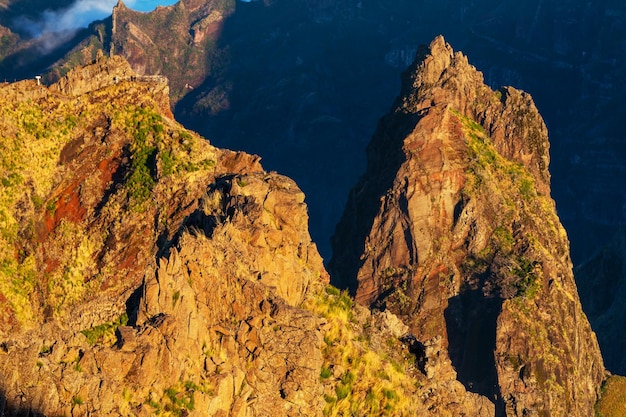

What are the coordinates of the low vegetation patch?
(0, 74, 217, 332)
(596, 375, 626, 417)
(145, 380, 214, 417)
(306, 286, 420, 416)
(81, 313, 129, 346)
(119, 108, 215, 211)
(0, 93, 79, 327)
(449, 109, 565, 300)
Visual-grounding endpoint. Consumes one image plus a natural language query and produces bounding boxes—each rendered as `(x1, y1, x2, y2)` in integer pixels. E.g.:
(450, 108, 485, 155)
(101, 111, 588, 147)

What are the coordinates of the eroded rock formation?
(330, 36, 605, 416)
(0, 55, 328, 416)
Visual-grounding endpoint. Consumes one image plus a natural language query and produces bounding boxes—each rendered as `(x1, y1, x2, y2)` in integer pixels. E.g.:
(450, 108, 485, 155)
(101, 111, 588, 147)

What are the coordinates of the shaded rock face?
(0, 55, 328, 416)
(109, 0, 233, 102)
(330, 36, 605, 416)
(34, 0, 233, 105)
(576, 229, 626, 375)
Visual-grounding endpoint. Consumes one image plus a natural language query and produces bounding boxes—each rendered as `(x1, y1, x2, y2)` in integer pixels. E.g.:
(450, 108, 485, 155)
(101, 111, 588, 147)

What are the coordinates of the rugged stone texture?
(0, 229, 327, 416)
(51, 54, 135, 96)
(0, 55, 230, 336)
(330, 36, 605, 416)
(0, 55, 328, 415)
(168, 173, 328, 307)
(108, 0, 233, 102)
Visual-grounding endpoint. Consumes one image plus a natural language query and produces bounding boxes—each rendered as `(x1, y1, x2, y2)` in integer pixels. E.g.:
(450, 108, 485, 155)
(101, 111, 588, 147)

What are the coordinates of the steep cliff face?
(330, 36, 605, 416)
(109, 0, 233, 102)
(0, 55, 329, 415)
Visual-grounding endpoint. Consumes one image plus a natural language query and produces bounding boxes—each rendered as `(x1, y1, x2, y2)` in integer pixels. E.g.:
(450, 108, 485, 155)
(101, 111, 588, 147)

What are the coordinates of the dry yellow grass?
(596, 376, 626, 417)
(0, 86, 77, 327)
(0, 76, 217, 330)
(306, 286, 420, 416)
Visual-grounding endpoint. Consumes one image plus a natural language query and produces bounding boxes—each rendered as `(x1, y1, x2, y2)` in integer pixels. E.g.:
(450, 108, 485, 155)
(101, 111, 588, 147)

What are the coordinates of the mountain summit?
(331, 35, 605, 416)
(0, 37, 616, 416)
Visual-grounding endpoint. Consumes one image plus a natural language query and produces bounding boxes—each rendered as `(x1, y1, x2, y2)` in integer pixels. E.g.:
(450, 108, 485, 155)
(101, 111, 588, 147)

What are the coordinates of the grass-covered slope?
(0, 55, 223, 334)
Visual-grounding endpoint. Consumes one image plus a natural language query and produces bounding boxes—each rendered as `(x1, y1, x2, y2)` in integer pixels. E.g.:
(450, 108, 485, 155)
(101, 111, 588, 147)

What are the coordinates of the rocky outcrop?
(0, 184, 327, 416)
(0, 55, 328, 415)
(51, 53, 137, 97)
(330, 36, 605, 416)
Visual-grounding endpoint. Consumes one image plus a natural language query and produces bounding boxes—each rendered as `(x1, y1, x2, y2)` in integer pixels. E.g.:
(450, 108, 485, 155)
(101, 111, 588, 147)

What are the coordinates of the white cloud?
(15, 0, 178, 38)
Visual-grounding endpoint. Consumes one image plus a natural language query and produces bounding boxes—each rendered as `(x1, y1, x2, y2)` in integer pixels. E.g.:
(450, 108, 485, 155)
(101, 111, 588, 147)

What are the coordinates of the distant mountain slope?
(576, 229, 626, 374)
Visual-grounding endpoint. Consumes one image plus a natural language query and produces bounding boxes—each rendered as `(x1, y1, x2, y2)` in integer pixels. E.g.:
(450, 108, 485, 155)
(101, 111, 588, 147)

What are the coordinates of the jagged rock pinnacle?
(331, 36, 604, 416)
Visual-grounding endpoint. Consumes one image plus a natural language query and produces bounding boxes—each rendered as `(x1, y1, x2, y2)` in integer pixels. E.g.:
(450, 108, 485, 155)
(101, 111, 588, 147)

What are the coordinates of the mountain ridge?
(0, 37, 620, 416)
(0, 52, 331, 416)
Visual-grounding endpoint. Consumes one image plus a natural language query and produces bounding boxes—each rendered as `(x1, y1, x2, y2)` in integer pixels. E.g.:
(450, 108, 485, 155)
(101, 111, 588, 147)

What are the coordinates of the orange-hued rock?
(0, 55, 328, 415)
(0, 39, 613, 417)
(331, 36, 605, 416)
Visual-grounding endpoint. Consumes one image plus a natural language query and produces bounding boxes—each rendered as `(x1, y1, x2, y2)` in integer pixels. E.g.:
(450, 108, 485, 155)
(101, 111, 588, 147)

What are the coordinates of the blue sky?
(16, 0, 180, 38)
(126, 0, 180, 12)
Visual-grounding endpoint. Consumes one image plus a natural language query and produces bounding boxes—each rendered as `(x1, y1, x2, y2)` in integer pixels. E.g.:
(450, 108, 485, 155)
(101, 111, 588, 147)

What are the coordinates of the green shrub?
(325, 286, 341, 296)
(308, 287, 418, 416)
(320, 366, 333, 380)
(81, 313, 129, 345)
(335, 383, 351, 400)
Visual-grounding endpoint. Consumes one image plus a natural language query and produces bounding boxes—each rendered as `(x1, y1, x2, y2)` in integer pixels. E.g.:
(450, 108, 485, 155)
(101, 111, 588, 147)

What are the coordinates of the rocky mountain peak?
(331, 36, 604, 416)
(405, 35, 469, 90)
(114, 0, 127, 10)
(51, 54, 138, 95)
(398, 36, 550, 194)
